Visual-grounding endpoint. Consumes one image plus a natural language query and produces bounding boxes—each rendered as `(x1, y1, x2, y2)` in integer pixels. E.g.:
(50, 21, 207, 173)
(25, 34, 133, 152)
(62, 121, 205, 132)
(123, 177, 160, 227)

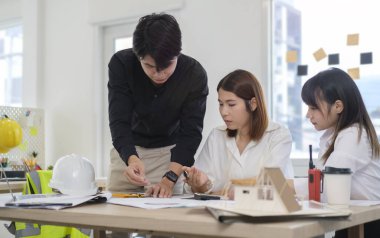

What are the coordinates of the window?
(272, 0, 380, 159)
(0, 24, 23, 106)
(115, 37, 132, 52)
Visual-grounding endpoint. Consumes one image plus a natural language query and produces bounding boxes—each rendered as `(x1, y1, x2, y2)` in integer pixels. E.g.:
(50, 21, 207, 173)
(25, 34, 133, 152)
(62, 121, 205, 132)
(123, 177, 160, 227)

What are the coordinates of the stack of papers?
(1, 192, 111, 210)
(206, 200, 352, 223)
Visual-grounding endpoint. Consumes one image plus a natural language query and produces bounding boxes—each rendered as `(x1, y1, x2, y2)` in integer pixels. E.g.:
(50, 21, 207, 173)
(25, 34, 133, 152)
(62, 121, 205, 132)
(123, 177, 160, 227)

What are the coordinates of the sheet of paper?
(1, 192, 111, 210)
(313, 48, 327, 61)
(297, 65, 308, 76)
(107, 195, 234, 209)
(286, 50, 298, 63)
(347, 33, 359, 45)
(207, 200, 351, 218)
(360, 52, 373, 64)
(349, 200, 380, 206)
(347, 67, 360, 79)
(328, 54, 340, 65)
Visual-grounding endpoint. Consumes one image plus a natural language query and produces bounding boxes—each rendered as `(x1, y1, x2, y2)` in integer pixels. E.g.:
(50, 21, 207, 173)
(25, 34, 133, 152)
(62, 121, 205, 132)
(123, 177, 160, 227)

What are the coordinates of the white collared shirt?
(317, 124, 380, 200)
(194, 121, 294, 192)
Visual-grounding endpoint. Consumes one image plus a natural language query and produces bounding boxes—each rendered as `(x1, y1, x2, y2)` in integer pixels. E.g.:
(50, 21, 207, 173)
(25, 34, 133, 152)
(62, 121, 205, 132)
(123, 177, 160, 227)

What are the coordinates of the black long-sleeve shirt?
(108, 49, 208, 167)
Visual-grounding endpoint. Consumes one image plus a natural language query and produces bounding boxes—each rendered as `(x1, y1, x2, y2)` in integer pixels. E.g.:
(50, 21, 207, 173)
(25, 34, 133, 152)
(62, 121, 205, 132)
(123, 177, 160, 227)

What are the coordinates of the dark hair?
(217, 69, 269, 141)
(301, 67, 380, 161)
(133, 13, 182, 71)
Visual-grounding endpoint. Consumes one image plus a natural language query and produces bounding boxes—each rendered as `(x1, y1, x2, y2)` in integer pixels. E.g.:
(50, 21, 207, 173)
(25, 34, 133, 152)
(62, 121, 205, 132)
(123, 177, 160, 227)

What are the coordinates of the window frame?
(0, 20, 23, 107)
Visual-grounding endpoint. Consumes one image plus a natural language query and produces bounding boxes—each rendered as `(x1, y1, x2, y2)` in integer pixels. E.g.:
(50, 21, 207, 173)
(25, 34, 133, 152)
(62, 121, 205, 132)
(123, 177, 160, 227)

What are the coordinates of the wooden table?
(0, 201, 378, 238)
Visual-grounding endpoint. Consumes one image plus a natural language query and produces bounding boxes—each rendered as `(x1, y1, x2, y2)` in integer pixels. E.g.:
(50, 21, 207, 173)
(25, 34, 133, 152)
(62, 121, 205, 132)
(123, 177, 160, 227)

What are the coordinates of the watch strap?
(163, 170, 179, 183)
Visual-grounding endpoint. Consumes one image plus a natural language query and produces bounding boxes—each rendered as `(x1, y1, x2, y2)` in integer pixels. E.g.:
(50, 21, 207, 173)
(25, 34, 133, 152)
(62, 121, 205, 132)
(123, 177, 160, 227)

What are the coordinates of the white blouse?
(194, 121, 294, 192)
(317, 124, 380, 200)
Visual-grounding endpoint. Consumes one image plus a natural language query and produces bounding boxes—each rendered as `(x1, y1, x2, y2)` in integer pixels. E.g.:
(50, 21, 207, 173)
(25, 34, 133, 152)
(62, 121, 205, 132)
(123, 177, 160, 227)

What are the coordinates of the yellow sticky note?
(347, 33, 359, 46)
(347, 68, 360, 80)
(30, 127, 38, 136)
(286, 50, 298, 63)
(313, 48, 327, 62)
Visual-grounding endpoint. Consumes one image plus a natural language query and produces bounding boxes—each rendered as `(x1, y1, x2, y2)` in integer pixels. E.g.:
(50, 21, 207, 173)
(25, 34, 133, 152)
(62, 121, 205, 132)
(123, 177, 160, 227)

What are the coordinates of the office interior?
(1, 0, 379, 237)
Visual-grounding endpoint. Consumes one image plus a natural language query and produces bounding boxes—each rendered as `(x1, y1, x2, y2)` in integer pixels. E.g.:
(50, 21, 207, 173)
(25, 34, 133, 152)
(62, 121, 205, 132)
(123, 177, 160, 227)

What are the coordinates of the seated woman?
(301, 67, 380, 238)
(182, 69, 294, 197)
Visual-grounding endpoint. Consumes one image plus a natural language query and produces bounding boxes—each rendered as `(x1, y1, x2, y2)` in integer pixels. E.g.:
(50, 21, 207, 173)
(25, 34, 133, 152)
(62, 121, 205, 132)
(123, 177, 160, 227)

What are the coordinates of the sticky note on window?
(30, 127, 38, 136)
(328, 54, 340, 65)
(347, 68, 360, 80)
(347, 34, 359, 46)
(360, 52, 373, 64)
(297, 65, 308, 76)
(286, 50, 298, 63)
(313, 48, 327, 62)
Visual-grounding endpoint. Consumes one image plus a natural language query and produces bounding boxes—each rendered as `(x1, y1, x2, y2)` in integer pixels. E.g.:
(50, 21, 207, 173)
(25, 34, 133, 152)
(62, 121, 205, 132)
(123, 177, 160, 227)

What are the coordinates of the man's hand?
(145, 178, 175, 198)
(123, 155, 150, 186)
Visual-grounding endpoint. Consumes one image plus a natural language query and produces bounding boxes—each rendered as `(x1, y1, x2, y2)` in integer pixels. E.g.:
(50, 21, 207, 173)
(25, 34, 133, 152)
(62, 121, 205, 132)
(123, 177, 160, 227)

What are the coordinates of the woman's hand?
(182, 166, 211, 193)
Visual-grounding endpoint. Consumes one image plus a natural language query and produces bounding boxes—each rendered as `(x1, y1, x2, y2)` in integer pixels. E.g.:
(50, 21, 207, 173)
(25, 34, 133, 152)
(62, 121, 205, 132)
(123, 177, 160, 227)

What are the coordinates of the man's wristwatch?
(162, 170, 179, 183)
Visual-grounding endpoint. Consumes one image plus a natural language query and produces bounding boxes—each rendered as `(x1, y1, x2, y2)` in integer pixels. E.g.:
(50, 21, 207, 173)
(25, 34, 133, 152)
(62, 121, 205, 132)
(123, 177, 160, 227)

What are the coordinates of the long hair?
(301, 67, 380, 162)
(217, 69, 268, 141)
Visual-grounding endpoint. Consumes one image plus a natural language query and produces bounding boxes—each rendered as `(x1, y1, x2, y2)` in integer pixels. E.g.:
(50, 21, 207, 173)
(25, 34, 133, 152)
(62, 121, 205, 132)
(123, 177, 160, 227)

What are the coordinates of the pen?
(112, 193, 145, 198)
(184, 171, 189, 180)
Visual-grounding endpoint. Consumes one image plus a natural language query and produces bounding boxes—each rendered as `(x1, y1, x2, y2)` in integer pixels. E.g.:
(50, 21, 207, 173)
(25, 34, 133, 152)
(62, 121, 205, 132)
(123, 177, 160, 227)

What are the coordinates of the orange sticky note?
(286, 50, 298, 63)
(347, 68, 360, 80)
(347, 33, 359, 46)
(313, 48, 327, 62)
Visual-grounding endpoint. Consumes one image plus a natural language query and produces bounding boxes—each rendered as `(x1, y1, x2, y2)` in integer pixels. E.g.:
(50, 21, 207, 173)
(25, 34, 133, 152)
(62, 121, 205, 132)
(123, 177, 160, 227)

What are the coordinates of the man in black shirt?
(107, 13, 208, 198)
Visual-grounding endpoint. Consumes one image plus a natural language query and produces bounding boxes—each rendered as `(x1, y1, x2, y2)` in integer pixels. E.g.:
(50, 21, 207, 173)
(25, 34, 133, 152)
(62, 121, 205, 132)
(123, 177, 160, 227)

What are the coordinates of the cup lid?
(323, 166, 352, 174)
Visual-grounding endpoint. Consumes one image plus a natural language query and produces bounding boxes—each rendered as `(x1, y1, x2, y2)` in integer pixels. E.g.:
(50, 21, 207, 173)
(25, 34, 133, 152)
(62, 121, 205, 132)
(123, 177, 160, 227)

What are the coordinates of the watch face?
(164, 170, 178, 183)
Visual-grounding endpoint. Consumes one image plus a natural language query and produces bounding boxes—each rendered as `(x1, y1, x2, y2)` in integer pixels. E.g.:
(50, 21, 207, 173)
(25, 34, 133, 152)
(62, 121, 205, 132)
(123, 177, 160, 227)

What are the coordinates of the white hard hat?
(49, 154, 98, 196)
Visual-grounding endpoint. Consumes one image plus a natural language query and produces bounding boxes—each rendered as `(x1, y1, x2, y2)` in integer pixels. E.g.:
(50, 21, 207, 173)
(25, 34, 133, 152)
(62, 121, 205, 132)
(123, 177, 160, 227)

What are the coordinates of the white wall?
(180, 0, 271, 144)
(0, 0, 21, 22)
(2, 0, 270, 174)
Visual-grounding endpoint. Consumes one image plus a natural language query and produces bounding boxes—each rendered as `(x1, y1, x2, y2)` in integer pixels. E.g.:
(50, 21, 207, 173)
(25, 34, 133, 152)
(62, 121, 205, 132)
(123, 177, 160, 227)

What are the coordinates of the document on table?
(1, 192, 111, 210)
(107, 195, 234, 209)
(349, 200, 380, 206)
(207, 200, 352, 220)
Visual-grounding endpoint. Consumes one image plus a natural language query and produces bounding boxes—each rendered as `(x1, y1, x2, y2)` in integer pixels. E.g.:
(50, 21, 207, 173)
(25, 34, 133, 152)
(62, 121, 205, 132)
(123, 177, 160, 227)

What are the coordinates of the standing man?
(107, 13, 208, 198)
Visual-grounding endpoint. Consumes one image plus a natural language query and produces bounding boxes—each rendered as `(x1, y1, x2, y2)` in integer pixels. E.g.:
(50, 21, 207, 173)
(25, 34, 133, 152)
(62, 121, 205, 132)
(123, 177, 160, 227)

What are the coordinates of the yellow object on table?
(112, 193, 145, 198)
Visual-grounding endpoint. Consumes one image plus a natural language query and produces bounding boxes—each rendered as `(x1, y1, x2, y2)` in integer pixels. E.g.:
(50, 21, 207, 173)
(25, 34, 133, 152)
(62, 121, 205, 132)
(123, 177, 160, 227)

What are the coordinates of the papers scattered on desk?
(2, 192, 111, 210)
(108, 195, 234, 209)
(0, 177, 26, 182)
(349, 200, 380, 206)
(207, 200, 352, 222)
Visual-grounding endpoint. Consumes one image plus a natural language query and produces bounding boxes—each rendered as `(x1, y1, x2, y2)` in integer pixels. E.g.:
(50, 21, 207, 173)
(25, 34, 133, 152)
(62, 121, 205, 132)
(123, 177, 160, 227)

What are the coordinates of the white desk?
(0, 202, 378, 238)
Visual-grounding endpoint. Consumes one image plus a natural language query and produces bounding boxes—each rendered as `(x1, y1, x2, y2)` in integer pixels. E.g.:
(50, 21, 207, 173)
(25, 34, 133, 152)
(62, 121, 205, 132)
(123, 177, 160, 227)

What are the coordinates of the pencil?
(112, 193, 145, 198)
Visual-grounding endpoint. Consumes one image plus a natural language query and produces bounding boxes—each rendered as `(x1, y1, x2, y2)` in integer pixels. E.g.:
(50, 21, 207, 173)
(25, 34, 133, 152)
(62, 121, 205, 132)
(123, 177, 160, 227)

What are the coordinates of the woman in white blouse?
(301, 67, 380, 238)
(182, 69, 294, 195)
